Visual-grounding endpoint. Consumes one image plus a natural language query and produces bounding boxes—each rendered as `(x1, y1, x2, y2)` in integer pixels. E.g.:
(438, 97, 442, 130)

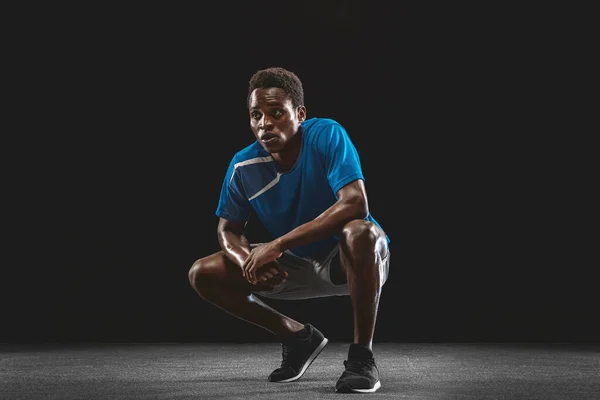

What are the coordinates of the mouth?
(260, 132, 278, 144)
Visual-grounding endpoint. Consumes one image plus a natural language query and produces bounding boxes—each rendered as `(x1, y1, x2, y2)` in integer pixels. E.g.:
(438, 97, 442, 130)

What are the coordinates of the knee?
(340, 220, 387, 277)
(341, 220, 378, 250)
(188, 252, 232, 292)
(188, 258, 208, 289)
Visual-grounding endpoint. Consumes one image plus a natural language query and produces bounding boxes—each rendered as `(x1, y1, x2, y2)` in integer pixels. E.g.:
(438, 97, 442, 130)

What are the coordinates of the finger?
(271, 274, 285, 286)
(262, 270, 275, 280)
(241, 259, 250, 278)
(277, 268, 288, 278)
(263, 275, 280, 286)
(256, 269, 271, 279)
(249, 267, 258, 284)
(244, 258, 256, 280)
(245, 268, 255, 283)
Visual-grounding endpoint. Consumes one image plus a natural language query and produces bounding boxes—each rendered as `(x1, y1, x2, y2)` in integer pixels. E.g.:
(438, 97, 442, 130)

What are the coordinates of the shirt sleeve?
(319, 122, 365, 195)
(215, 157, 252, 223)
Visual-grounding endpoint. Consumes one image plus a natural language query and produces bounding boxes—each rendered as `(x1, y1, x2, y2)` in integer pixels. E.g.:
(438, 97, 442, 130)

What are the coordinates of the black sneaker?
(335, 344, 381, 393)
(268, 324, 328, 383)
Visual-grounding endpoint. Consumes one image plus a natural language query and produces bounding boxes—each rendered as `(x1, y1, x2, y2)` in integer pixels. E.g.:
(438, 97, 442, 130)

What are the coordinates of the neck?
(273, 128, 303, 172)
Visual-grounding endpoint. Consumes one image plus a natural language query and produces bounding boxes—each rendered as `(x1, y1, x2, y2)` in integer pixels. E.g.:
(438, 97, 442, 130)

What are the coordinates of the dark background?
(5, 3, 595, 343)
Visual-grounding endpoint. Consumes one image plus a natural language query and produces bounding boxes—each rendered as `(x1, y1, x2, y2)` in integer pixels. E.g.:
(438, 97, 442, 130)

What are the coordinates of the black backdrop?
(5, 3, 595, 343)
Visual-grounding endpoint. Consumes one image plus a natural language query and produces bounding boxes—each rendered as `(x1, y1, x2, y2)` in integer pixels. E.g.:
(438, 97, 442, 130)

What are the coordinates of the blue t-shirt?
(216, 117, 390, 258)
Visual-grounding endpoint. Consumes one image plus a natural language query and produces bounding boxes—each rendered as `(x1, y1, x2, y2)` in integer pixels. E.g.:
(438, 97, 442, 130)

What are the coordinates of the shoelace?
(343, 358, 376, 374)
(280, 343, 294, 367)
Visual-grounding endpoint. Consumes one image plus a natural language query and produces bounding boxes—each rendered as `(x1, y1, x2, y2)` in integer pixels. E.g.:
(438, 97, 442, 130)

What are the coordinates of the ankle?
(278, 324, 310, 342)
(348, 343, 374, 360)
(294, 324, 311, 340)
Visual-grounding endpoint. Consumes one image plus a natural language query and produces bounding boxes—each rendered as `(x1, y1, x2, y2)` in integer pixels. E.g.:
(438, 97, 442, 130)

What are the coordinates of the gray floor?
(1, 342, 599, 399)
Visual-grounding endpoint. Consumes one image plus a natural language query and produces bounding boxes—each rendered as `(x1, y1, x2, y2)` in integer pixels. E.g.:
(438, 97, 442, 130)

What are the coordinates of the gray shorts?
(252, 243, 390, 300)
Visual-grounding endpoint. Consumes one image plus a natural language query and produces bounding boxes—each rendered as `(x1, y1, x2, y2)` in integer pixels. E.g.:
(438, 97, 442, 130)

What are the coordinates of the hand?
(255, 262, 288, 287)
(242, 241, 284, 284)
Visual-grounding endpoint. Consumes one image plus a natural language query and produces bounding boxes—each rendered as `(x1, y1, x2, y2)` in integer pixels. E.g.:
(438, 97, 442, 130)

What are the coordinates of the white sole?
(276, 337, 329, 383)
(346, 380, 381, 393)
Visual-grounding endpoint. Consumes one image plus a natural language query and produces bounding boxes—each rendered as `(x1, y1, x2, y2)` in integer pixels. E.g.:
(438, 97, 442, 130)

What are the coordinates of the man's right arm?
(217, 217, 250, 268)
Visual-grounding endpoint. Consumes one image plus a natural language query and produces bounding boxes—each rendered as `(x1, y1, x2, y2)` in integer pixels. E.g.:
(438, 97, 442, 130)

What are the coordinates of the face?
(249, 87, 306, 154)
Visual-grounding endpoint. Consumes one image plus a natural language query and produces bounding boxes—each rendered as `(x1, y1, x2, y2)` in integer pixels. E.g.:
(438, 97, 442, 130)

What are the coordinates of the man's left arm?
(241, 179, 368, 280)
(277, 178, 369, 251)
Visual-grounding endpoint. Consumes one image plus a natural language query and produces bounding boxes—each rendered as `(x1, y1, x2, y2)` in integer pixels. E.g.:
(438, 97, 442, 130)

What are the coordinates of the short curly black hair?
(247, 67, 304, 109)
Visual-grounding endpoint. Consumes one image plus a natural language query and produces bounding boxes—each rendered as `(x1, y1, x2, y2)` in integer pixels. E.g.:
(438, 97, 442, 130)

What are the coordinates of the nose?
(260, 115, 274, 131)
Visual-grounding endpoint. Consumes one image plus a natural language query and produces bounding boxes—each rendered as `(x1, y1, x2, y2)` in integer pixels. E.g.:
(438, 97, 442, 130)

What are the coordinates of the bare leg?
(338, 220, 389, 350)
(188, 252, 304, 338)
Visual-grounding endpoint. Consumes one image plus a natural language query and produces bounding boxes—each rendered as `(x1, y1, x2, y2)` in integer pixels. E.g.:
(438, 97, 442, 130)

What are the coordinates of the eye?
(251, 111, 261, 119)
(273, 109, 283, 117)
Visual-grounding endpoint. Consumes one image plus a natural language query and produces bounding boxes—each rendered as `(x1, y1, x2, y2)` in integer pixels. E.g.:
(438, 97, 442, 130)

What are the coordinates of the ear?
(297, 106, 307, 122)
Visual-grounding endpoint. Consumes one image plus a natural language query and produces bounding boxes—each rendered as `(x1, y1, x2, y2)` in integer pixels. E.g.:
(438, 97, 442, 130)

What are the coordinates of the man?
(188, 66, 390, 393)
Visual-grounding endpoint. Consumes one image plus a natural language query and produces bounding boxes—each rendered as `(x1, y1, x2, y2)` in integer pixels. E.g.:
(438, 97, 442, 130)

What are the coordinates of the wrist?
(274, 237, 287, 253)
